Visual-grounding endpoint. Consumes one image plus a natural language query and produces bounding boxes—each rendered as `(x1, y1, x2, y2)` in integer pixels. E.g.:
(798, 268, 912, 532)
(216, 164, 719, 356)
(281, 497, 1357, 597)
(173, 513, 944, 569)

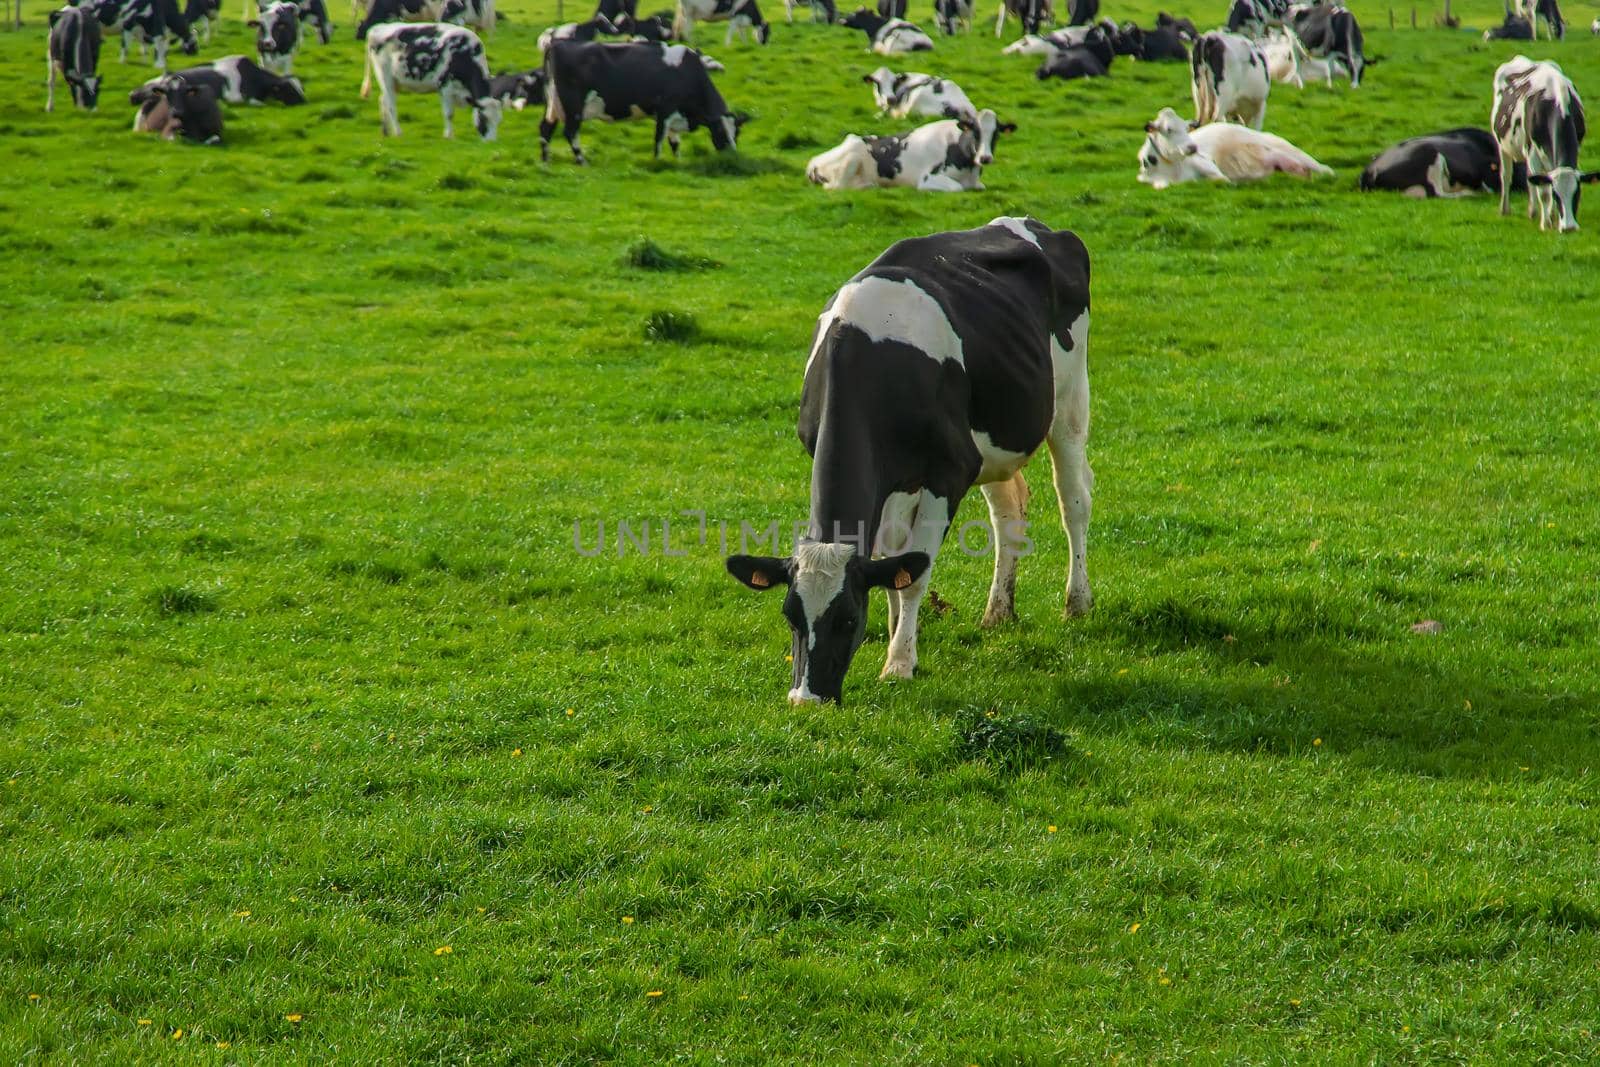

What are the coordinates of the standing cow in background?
(994, 0, 1050, 37)
(1491, 55, 1598, 231)
(89, 0, 198, 72)
(1286, 3, 1367, 87)
(674, 0, 769, 43)
(47, 4, 103, 110)
(932, 0, 969, 34)
(725, 217, 1093, 705)
(1191, 30, 1268, 127)
(361, 21, 502, 138)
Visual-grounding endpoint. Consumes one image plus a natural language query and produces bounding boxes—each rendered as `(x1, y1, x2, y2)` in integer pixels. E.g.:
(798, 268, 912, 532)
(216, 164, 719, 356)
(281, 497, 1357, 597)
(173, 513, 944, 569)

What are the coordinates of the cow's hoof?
(980, 605, 1016, 628)
(880, 659, 915, 681)
(1064, 590, 1094, 618)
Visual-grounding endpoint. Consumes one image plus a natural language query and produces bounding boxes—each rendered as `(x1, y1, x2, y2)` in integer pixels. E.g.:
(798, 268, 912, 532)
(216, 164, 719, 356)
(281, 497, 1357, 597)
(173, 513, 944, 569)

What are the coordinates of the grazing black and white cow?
(1511, 0, 1564, 39)
(1156, 10, 1197, 40)
(296, 0, 333, 41)
(361, 21, 501, 138)
(1261, 25, 1344, 86)
(1191, 30, 1268, 127)
(182, 0, 218, 42)
(1138, 106, 1330, 186)
(932, 0, 968, 34)
(131, 54, 306, 104)
(1110, 21, 1187, 60)
(439, 0, 492, 32)
(538, 14, 619, 50)
(89, 0, 198, 71)
(993, 0, 1049, 37)
(250, 2, 302, 74)
(1484, 10, 1532, 39)
(594, 0, 636, 21)
(355, 0, 444, 39)
(783, 0, 834, 21)
(673, 0, 769, 42)
(1225, 0, 1287, 37)
(1036, 44, 1107, 78)
(133, 75, 224, 141)
(1360, 127, 1526, 197)
(726, 217, 1092, 705)
(874, 0, 904, 15)
(489, 67, 546, 109)
(47, 5, 102, 111)
(1492, 55, 1598, 232)
(805, 109, 1014, 190)
(1065, 0, 1094, 23)
(863, 67, 975, 122)
(841, 8, 931, 50)
(1286, 3, 1365, 87)
(540, 39, 743, 162)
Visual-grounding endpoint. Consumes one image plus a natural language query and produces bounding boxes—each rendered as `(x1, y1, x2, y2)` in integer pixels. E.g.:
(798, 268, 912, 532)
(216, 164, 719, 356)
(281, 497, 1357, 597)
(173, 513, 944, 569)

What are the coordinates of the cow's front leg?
(652, 114, 666, 158)
(439, 92, 455, 138)
(564, 118, 587, 164)
(880, 491, 950, 680)
(980, 471, 1029, 627)
(539, 116, 554, 161)
(119, 30, 130, 62)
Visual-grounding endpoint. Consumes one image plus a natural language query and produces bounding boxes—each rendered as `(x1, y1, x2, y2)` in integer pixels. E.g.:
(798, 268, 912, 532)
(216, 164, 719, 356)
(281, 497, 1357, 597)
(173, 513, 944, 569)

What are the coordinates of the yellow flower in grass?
(234, 910, 251, 918)
(1047, 825, 1057, 834)
(216, 1041, 231, 1049)
(622, 916, 635, 925)
(172, 1029, 184, 1040)
(1128, 922, 1141, 934)
(28, 994, 40, 1002)
(137, 1019, 152, 1026)
(434, 945, 453, 956)
(646, 990, 664, 998)
(512, 748, 523, 757)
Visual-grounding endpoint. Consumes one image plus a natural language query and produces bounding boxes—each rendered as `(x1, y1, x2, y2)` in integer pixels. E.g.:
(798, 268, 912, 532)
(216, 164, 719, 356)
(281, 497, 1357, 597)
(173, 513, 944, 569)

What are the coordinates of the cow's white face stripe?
(828, 275, 965, 365)
(989, 215, 1040, 248)
(792, 542, 855, 650)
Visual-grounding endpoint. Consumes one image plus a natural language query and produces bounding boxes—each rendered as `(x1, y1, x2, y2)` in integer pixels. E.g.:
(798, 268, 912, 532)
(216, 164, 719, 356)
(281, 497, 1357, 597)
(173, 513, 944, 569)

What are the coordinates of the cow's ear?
(726, 555, 792, 591)
(856, 552, 930, 591)
(1528, 173, 1552, 186)
(1582, 171, 1600, 184)
(247, 18, 260, 25)
(861, 73, 874, 82)
(50, 8, 63, 25)
(999, 122, 1017, 133)
(1145, 121, 1157, 133)
(1185, 118, 1200, 130)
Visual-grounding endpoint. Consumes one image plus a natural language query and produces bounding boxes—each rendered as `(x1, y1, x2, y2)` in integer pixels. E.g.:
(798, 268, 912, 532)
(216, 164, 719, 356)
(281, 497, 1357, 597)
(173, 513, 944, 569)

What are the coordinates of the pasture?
(5, 0, 1600, 1059)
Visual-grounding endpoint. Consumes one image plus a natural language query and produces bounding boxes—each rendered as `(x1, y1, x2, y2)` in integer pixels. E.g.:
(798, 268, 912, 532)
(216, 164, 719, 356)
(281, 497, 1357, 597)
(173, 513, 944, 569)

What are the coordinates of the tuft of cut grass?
(643, 309, 700, 343)
(954, 707, 1071, 772)
(149, 585, 217, 616)
(624, 237, 720, 272)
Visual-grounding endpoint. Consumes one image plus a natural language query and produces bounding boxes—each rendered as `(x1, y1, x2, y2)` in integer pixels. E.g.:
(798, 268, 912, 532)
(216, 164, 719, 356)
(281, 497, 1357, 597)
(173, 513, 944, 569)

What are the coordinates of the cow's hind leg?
(440, 93, 455, 138)
(1046, 314, 1093, 618)
(980, 470, 1029, 627)
(46, 55, 55, 112)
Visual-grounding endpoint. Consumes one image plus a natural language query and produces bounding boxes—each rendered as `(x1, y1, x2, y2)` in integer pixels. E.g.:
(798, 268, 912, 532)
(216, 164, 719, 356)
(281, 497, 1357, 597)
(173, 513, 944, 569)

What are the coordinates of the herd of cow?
(27, 0, 1600, 702)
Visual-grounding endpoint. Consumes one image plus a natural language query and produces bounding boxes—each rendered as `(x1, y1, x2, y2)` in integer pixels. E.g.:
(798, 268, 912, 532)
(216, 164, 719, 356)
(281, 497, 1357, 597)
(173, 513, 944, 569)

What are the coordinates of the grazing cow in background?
(863, 68, 976, 122)
(489, 67, 546, 108)
(131, 54, 305, 104)
(296, 0, 332, 41)
(994, 0, 1049, 37)
(1138, 106, 1330, 187)
(933, 0, 969, 34)
(805, 109, 1014, 190)
(89, 0, 198, 71)
(439, 0, 492, 33)
(183, 0, 219, 42)
(842, 8, 932, 50)
(1492, 55, 1598, 231)
(133, 75, 224, 140)
(624, 11, 677, 37)
(1286, 3, 1366, 86)
(1484, 10, 1532, 38)
(538, 14, 619, 50)
(674, 0, 769, 42)
(875, 0, 904, 15)
(1360, 127, 1526, 197)
(1262, 26, 1343, 86)
(250, 1, 301, 74)
(1110, 21, 1187, 60)
(1191, 30, 1268, 127)
(355, 0, 444, 39)
(726, 217, 1093, 705)
(1157, 10, 1197, 40)
(594, 0, 636, 21)
(47, 5, 102, 110)
(1036, 43, 1107, 78)
(361, 21, 501, 138)
(1512, 0, 1564, 38)
(784, 0, 835, 21)
(1065, 0, 1093, 22)
(540, 40, 744, 162)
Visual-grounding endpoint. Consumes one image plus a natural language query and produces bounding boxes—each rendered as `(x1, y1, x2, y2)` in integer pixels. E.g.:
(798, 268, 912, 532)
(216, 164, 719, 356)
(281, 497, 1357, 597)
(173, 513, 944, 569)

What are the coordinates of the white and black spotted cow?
(673, 0, 769, 43)
(1286, 3, 1366, 87)
(1492, 55, 1598, 232)
(489, 67, 546, 109)
(1191, 30, 1268, 128)
(862, 67, 975, 123)
(932, 0, 969, 34)
(993, 0, 1049, 37)
(540, 39, 743, 162)
(538, 14, 620, 50)
(88, 0, 198, 72)
(1360, 127, 1526, 197)
(355, 0, 444, 38)
(131, 54, 306, 104)
(361, 21, 502, 138)
(726, 217, 1093, 705)
(295, 0, 333, 41)
(805, 109, 1014, 191)
(438, 0, 491, 32)
(47, 5, 102, 111)
(1034, 23, 1111, 77)
(1225, 0, 1287, 38)
(250, 1, 302, 73)
(841, 8, 932, 51)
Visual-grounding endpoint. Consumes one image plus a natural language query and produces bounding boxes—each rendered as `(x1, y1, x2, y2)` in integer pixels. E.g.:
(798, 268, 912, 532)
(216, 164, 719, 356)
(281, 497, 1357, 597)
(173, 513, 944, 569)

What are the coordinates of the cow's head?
(509, 70, 548, 110)
(962, 108, 1016, 167)
(1111, 20, 1141, 54)
(274, 75, 308, 104)
(1528, 167, 1600, 232)
(68, 72, 103, 110)
(710, 110, 749, 151)
(1143, 106, 1199, 160)
(753, 17, 771, 42)
(472, 96, 504, 140)
(863, 66, 895, 109)
(841, 7, 881, 31)
(727, 544, 930, 705)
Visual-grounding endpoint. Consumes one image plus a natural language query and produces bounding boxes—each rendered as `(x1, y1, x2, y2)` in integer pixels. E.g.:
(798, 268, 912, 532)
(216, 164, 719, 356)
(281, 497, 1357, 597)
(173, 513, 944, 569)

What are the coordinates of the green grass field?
(5, 0, 1600, 1060)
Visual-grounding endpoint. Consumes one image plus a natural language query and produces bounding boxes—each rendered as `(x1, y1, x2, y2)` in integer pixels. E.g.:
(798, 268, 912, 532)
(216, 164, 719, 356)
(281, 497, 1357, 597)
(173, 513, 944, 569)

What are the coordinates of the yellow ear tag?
(893, 569, 913, 590)
(750, 571, 770, 588)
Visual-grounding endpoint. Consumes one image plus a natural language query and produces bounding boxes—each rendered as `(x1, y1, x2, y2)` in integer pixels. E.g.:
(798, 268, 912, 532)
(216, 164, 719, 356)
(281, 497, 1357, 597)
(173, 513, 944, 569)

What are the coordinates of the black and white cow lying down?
(805, 109, 1014, 191)
(540, 39, 744, 162)
(841, 8, 932, 52)
(726, 217, 1093, 705)
(1492, 55, 1598, 232)
(674, 0, 769, 43)
(132, 75, 224, 141)
(1034, 24, 1112, 78)
(361, 21, 502, 138)
(863, 67, 975, 123)
(131, 54, 306, 105)
(1360, 128, 1526, 197)
(1110, 21, 1188, 61)
(47, 4, 103, 111)
(88, 0, 198, 71)
(489, 67, 546, 109)
(1484, 11, 1532, 39)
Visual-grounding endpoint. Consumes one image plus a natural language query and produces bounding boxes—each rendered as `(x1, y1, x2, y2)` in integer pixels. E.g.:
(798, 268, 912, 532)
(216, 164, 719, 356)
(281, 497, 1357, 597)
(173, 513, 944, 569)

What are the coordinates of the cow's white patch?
(829, 275, 965, 365)
(989, 215, 1040, 248)
(582, 90, 606, 118)
(972, 430, 1031, 484)
(662, 43, 690, 65)
(792, 541, 856, 649)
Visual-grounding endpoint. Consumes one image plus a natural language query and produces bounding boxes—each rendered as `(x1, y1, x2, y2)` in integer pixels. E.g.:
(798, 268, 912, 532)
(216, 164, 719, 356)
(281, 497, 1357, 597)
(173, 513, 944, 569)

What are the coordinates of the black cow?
(842, 7, 933, 49)
(355, 0, 441, 39)
(725, 217, 1093, 705)
(674, 0, 769, 43)
(1287, 3, 1366, 86)
(47, 5, 103, 111)
(133, 75, 224, 141)
(1492, 55, 1598, 231)
(297, 0, 333, 42)
(182, 0, 218, 43)
(541, 39, 744, 163)
(489, 67, 546, 109)
(1361, 128, 1527, 197)
(1065, 0, 1094, 23)
(932, 0, 968, 33)
(1484, 10, 1532, 38)
(89, 0, 198, 71)
(994, 0, 1049, 36)
(626, 11, 676, 36)
(131, 54, 306, 105)
(1111, 21, 1187, 59)
(1036, 43, 1106, 77)
(1156, 10, 1197, 39)
(595, 0, 636, 20)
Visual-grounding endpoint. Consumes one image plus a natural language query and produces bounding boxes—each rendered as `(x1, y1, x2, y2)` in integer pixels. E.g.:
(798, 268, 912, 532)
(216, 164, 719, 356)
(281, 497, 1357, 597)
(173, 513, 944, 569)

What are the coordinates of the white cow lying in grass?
(1137, 107, 1331, 189)
(862, 67, 977, 124)
(1261, 28, 1347, 88)
(807, 109, 1014, 191)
